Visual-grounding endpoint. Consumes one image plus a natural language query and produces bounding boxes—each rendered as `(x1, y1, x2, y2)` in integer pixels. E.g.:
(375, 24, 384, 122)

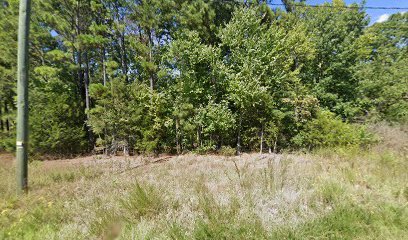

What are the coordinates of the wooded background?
(0, 0, 407, 156)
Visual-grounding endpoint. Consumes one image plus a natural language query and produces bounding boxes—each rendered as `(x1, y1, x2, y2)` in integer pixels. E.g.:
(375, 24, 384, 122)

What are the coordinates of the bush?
(218, 146, 236, 156)
(194, 145, 217, 155)
(0, 132, 15, 152)
(293, 111, 373, 149)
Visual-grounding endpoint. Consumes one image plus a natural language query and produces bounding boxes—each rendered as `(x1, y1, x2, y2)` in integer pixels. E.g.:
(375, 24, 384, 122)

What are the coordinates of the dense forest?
(0, 0, 407, 156)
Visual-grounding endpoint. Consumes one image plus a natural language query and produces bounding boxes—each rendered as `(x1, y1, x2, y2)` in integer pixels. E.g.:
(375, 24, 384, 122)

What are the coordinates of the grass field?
(1, 125, 408, 239)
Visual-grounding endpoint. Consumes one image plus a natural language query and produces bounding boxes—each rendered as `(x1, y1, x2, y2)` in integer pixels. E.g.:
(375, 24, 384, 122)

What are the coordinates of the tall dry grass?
(0, 123, 407, 239)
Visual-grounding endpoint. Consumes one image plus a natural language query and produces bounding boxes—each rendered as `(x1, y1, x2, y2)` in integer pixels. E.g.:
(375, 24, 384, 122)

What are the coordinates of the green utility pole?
(16, 0, 31, 193)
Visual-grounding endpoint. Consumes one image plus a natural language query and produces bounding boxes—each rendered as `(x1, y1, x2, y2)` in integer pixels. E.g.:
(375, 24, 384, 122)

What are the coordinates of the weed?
(0, 200, 69, 239)
(167, 222, 188, 240)
(271, 203, 408, 239)
(89, 210, 122, 240)
(261, 156, 291, 194)
(404, 186, 408, 202)
(79, 165, 102, 180)
(231, 159, 252, 189)
(121, 182, 165, 220)
(193, 181, 267, 239)
(50, 171, 76, 183)
(318, 181, 346, 205)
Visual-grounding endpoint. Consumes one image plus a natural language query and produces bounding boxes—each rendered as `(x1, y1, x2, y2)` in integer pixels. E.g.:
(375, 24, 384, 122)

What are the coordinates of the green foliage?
(29, 66, 87, 155)
(0, 0, 20, 152)
(89, 80, 169, 154)
(195, 101, 236, 148)
(295, 0, 368, 118)
(194, 145, 216, 155)
(293, 111, 373, 149)
(355, 12, 408, 122)
(217, 146, 236, 156)
(0, 1, 406, 155)
(0, 132, 15, 152)
(218, 7, 318, 151)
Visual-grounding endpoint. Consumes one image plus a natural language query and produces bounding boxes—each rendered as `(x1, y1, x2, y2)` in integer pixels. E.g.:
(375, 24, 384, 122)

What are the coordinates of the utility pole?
(16, 0, 31, 193)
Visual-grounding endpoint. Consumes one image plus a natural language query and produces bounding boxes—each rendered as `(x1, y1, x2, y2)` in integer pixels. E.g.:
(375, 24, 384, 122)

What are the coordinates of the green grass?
(272, 203, 408, 239)
(120, 182, 165, 220)
(0, 137, 407, 239)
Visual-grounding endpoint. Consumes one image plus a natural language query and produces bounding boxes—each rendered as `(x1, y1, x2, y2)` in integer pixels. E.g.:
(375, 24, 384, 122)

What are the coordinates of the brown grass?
(0, 123, 407, 239)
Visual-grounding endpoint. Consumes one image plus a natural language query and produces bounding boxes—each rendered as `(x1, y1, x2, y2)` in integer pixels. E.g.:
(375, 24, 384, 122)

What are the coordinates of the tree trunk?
(237, 113, 242, 155)
(102, 47, 107, 86)
(114, 3, 128, 82)
(196, 127, 201, 148)
(84, 51, 94, 148)
(84, 52, 91, 114)
(0, 103, 3, 132)
(123, 144, 128, 156)
(176, 119, 181, 154)
(77, 51, 84, 99)
(75, 3, 85, 104)
(148, 29, 154, 91)
(273, 138, 277, 153)
(119, 31, 128, 82)
(5, 102, 9, 132)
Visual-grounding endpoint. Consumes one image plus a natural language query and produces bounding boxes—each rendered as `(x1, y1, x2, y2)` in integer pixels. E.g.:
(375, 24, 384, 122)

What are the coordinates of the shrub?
(0, 132, 15, 152)
(217, 146, 236, 156)
(293, 111, 373, 149)
(194, 145, 217, 155)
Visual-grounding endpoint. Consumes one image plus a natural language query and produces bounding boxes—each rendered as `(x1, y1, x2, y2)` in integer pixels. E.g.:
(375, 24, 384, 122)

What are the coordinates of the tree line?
(0, 0, 407, 156)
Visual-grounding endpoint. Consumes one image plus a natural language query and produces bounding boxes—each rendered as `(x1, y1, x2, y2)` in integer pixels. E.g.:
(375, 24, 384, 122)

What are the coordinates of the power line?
(268, 3, 408, 10)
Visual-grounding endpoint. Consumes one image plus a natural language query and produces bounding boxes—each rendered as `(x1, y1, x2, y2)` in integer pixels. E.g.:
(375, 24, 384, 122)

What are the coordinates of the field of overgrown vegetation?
(1, 124, 407, 239)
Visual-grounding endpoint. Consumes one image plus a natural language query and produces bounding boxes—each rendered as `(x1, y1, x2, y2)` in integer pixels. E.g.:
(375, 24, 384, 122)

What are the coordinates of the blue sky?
(270, 0, 408, 25)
